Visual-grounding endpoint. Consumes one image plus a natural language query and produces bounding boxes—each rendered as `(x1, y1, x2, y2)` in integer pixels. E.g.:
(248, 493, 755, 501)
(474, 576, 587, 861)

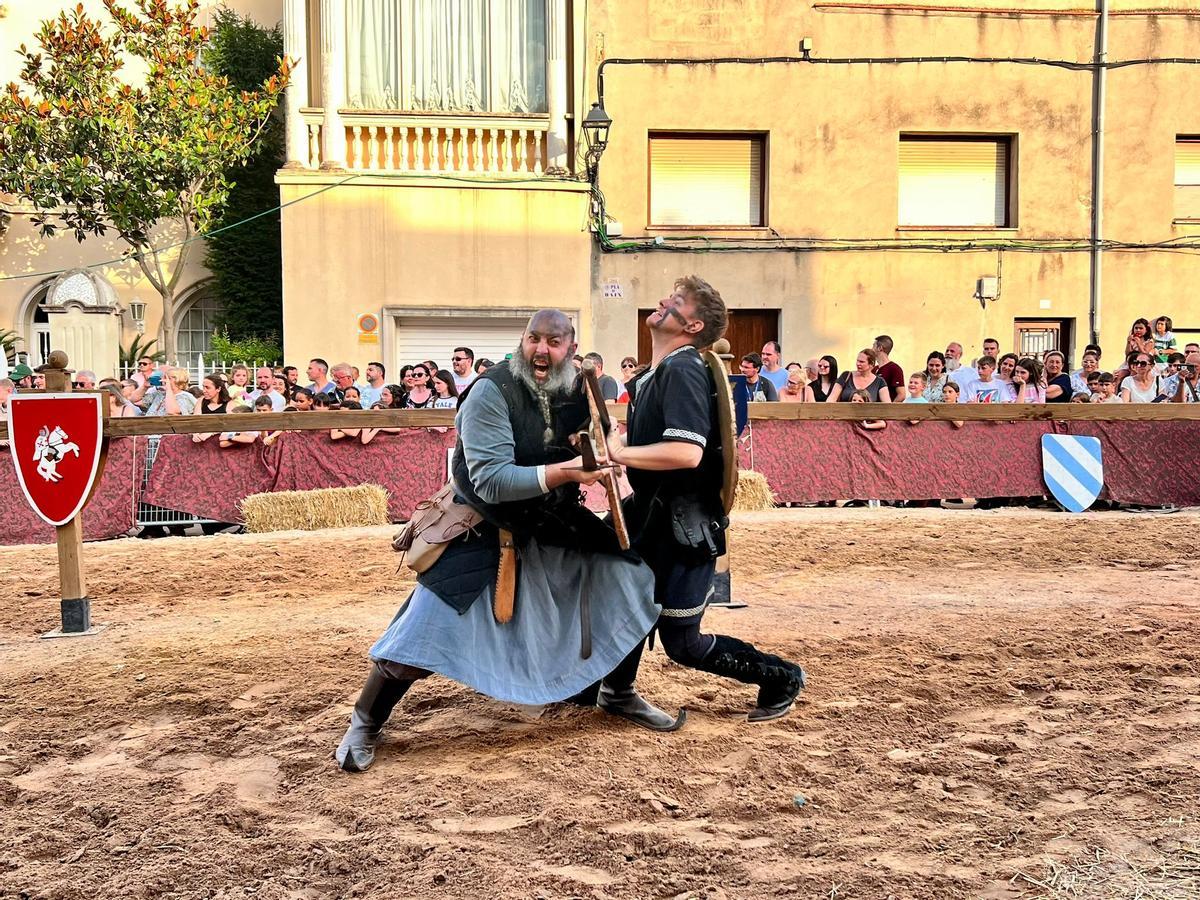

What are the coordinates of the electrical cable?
(0, 170, 582, 283)
(597, 53, 1200, 101)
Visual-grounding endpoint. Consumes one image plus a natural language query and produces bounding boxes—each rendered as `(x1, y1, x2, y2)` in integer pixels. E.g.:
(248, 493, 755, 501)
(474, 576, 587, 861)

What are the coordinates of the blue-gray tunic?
(368, 378, 661, 705)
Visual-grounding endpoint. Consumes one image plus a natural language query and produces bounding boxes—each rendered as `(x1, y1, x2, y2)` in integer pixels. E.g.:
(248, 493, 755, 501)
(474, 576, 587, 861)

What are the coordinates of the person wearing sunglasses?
(450, 347, 475, 392)
(1172, 352, 1200, 403)
(1120, 352, 1162, 403)
(403, 367, 434, 408)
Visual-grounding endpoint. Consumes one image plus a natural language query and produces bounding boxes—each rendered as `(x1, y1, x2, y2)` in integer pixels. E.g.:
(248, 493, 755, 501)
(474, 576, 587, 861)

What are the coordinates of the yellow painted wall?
(277, 174, 593, 372)
(0, 0, 281, 373)
(585, 1, 1200, 374)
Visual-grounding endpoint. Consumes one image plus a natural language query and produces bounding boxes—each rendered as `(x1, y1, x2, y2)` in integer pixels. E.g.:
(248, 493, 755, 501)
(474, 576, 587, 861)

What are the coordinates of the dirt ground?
(2, 508, 1200, 899)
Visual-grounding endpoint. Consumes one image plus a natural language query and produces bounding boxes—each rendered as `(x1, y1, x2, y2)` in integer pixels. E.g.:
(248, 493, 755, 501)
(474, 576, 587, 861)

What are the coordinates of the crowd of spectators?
(736, 315, 1199, 407)
(2, 316, 1196, 436)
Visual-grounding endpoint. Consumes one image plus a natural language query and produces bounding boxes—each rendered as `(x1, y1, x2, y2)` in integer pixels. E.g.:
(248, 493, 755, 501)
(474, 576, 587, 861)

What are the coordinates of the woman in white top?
(430, 369, 460, 409)
(1120, 351, 1162, 403)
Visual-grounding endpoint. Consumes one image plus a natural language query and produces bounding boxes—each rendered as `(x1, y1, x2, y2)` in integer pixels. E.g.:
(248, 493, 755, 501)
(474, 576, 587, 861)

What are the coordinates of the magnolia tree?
(0, 0, 290, 360)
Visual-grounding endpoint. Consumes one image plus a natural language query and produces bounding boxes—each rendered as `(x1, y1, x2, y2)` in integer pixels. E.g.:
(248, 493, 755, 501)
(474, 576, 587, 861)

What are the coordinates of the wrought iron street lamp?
(581, 101, 612, 182)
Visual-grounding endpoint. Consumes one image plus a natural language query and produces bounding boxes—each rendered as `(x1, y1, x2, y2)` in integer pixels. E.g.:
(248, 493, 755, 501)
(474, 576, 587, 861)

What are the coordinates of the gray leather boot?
(335, 666, 415, 773)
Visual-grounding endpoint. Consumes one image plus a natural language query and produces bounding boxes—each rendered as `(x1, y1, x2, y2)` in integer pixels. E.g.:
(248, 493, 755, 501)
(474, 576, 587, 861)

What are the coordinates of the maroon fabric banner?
(1062, 420, 1200, 507)
(741, 419, 1056, 502)
(141, 434, 277, 523)
(742, 419, 1200, 507)
(270, 429, 457, 521)
(0, 436, 142, 546)
(143, 428, 458, 523)
(5, 420, 1196, 545)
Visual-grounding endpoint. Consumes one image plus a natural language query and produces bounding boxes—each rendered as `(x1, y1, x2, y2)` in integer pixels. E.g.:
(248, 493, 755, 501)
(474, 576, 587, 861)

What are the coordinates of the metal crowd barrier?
(134, 435, 216, 529)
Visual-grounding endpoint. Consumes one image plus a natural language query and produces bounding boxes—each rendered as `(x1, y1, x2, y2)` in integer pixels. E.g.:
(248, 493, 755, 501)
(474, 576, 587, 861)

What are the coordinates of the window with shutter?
(1174, 138, 1200, 221)
(898, 136, 1012, 228)
(649, 134, 765, 227)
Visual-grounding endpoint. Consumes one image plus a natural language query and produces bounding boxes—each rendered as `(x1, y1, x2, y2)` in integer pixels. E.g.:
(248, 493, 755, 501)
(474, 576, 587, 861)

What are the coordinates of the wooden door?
(636, 308, 780, 365)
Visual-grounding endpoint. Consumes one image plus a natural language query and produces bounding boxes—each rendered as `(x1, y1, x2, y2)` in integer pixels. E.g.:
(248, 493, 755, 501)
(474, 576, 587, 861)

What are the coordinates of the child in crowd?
(331, 400, 364, 440)
(938, 381, 965, 428)
(261, 395, 288, 446)
(903, 371, 929, 403)
(1154, 316, 1176, 363)
(850, 389, 886, 430)
(219, 406, 258, 448)
(1096, 372, 1123, 403)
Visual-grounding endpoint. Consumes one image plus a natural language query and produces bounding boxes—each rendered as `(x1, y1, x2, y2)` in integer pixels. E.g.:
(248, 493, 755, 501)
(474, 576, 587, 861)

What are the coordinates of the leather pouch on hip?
(393, 482, 483, 574)
(668, 495, 727, 562)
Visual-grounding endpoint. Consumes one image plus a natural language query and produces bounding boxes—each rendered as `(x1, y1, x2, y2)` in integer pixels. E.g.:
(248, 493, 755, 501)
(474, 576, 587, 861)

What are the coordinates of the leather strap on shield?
(493, 528, 518, 623)
(701, 349, 739, 515)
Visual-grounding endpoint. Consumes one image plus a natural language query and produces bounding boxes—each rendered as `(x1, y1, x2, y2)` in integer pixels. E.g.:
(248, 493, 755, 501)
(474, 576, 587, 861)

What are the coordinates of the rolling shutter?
(391, 316, 533, 371)
(650, 135, 764, 227)
(898, 138, 1009, 227)
(1174, 139, 1200, 220)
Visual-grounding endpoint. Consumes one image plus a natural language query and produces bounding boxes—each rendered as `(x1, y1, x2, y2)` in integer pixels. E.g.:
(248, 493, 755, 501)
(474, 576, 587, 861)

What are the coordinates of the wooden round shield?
(701, 349, 738, 515)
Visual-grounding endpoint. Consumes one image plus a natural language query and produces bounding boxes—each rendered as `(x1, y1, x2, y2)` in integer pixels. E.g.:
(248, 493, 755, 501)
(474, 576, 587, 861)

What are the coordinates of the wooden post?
(37, 350, 104, 638)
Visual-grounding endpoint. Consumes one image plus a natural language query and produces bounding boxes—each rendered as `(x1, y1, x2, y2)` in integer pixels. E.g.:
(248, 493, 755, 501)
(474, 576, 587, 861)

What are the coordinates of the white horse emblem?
(33, 425, 81, 483)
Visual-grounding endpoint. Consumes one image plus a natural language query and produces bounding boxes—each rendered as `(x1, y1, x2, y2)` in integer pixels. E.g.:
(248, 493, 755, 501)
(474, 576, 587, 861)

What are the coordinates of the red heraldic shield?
(6, 394, 105, 527)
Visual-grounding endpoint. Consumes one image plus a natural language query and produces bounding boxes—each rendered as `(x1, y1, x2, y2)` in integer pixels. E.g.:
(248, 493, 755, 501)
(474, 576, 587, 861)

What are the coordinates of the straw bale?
(732, 470, 776, 511)
(240, 484, 390, 533)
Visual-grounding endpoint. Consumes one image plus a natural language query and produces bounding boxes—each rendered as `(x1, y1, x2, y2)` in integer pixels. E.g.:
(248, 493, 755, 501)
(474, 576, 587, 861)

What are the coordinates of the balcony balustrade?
(300, 112, 550, 175)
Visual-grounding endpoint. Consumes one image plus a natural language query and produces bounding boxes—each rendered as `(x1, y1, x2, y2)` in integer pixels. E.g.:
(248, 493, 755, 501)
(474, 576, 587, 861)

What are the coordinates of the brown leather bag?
(392, 482, 483, 573)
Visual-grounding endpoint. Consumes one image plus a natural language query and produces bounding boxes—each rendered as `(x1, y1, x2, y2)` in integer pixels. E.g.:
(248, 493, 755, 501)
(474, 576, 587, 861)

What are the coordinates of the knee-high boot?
(697, 635, 807, 723)
(335, 665, 415, 773)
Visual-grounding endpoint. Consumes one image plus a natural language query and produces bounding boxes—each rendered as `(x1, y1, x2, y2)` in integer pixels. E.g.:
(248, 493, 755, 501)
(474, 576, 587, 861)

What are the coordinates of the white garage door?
(390, 314, 573, 372)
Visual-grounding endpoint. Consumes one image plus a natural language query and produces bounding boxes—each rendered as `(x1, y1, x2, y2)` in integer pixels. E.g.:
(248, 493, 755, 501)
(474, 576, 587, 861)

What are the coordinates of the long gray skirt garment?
(369, 539, 660, 705)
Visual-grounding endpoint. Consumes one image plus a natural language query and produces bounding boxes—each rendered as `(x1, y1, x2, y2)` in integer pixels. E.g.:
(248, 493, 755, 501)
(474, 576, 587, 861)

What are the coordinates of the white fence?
(1, 353, 279, 386)
(117, 354, 280, 385)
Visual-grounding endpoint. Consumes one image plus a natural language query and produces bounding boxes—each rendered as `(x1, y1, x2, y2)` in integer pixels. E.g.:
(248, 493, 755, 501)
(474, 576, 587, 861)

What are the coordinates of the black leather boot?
(594, 640, 686, 731)
(699, 636, 807, 723)
(597, 682, 687, 732)
(335, 666, 415, 773)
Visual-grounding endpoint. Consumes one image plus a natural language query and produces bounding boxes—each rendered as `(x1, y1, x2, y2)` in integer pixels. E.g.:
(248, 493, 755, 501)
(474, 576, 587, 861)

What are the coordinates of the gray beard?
(508, 347, 577, 445)
(509, 346, 576, 396)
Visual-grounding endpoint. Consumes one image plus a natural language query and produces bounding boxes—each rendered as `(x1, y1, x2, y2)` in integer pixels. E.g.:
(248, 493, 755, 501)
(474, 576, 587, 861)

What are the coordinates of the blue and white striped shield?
(1041, 434, 1104, 513)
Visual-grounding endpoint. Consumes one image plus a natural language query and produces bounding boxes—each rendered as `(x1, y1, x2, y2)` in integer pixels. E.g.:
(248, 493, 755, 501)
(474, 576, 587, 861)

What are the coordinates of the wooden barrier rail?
(3, 400, 1200, 443)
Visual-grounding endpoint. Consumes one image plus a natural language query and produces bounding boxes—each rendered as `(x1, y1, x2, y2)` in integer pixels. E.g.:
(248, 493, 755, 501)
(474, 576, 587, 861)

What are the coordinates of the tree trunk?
(160, 286, 178, 363)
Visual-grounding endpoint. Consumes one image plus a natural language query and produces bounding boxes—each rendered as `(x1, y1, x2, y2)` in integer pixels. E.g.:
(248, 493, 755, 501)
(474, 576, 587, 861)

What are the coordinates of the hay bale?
(240, 484, 390, 533)
(732, 469, 775, 512)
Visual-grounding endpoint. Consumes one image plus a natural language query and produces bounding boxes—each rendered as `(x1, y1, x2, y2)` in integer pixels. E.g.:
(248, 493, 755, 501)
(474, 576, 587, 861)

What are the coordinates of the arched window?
(18, 281, 52, 368)
(176, 286, 222, 367)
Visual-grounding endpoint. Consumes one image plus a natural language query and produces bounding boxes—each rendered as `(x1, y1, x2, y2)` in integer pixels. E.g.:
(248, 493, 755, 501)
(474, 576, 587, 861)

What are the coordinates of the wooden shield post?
(702, 340, 746, 609)
(39, 351, 107, 638)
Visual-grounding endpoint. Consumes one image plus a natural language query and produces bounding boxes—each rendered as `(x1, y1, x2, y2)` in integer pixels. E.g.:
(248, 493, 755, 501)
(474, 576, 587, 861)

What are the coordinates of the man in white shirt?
(946, 342, 978, 390)
(246, 366, 285, 411)
(360, 361, 386, 407)
(759, 341, 789, 392)
(450, 347, 476, 392)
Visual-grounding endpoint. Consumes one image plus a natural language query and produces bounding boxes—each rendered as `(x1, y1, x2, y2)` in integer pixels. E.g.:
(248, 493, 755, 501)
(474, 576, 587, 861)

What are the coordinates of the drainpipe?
(1088, 0, 1108, 347)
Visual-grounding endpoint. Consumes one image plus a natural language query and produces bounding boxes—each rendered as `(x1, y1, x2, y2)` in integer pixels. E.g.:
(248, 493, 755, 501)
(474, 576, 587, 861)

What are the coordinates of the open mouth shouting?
(531, 356, 552, 380)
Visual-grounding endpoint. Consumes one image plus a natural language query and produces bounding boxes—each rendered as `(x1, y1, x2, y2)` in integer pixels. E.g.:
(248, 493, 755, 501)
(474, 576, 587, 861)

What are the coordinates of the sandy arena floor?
(2, 508, 1200, 899)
